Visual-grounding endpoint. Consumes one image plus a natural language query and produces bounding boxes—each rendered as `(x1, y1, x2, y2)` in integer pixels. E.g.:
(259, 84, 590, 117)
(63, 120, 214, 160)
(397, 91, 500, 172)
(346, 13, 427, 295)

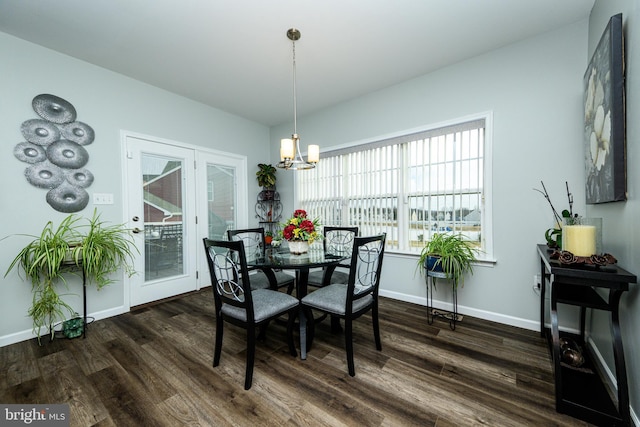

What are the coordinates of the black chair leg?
(257, 321, 269, 341)
(286, 309, 297, 357)
(303, 307, 316, 352)
(286, 281, 295, 295)
(372, 303, 382, 351)
(345, 318, 355, 376)
(245, 326, 256, 390)
(330, 315, 342, 333)
(213, 315, 223, 367)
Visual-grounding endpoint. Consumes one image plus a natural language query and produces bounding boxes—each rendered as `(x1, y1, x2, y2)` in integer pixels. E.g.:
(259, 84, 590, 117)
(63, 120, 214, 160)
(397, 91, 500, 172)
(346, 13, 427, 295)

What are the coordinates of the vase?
(288, 240, 309, 255)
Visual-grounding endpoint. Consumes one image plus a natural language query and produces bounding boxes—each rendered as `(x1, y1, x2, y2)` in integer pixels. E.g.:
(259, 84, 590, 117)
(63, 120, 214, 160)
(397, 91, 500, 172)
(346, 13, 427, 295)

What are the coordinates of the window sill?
(385, 250, 497, 268)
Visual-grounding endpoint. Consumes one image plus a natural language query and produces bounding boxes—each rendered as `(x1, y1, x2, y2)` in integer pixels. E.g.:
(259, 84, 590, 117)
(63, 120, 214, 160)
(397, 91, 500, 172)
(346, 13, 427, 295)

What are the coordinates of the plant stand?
(256, 187, 282, 239)
(81, 266, 87, 338)
(425, 270, 459, 330)
(62, 261, 88, 339)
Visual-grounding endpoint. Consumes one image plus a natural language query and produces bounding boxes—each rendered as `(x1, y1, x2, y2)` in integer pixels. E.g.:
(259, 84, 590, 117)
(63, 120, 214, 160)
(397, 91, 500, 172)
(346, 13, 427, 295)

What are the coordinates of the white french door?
(195, 151, 248, 288)
(125, 135, 197, 306)
(123, 133, 248, 307)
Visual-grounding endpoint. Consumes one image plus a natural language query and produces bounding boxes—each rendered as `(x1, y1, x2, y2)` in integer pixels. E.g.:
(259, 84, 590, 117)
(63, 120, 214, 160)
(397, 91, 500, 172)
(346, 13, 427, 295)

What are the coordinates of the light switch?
(93, 193, 114, 205)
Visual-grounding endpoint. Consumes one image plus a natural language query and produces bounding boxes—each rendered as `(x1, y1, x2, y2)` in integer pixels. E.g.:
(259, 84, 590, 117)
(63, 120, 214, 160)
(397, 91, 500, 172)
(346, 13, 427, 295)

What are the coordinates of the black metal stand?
(82, 266, 87, 338)
(425, 270, 458, 330)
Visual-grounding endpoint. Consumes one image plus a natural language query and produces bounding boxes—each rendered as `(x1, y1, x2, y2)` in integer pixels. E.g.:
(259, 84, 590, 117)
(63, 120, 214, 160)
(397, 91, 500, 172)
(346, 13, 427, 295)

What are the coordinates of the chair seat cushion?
(307, 269, 349, 287)
(222, 289, 299, 323)
(273, 270, 295, 287)
(245, 273, 270, 290)
(301, 283, 373, 315)
(248, 270, 294, 290)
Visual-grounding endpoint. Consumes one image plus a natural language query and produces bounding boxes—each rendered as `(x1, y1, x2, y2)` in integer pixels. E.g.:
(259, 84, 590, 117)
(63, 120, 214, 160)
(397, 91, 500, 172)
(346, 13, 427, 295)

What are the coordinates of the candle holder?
(562, 217, 602, 257)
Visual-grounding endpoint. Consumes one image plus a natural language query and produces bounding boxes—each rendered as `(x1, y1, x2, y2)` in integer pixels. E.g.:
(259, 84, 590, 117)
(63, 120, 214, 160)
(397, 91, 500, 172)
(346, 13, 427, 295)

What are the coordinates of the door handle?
(132, 227, 144, 234)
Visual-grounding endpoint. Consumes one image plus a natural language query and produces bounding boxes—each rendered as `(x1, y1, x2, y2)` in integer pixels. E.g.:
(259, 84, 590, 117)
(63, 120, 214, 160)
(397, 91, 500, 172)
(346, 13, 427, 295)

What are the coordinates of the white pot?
(288, 240, 309, 255)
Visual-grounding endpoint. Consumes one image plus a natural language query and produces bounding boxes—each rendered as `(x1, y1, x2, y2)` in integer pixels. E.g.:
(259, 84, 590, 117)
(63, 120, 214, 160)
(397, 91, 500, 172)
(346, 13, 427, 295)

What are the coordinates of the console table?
(537, 244, 635, 426)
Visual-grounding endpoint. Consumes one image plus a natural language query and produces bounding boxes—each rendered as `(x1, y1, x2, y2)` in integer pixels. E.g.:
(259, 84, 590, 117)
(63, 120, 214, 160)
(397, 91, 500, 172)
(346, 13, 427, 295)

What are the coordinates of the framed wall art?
(583, 13, 626, 204)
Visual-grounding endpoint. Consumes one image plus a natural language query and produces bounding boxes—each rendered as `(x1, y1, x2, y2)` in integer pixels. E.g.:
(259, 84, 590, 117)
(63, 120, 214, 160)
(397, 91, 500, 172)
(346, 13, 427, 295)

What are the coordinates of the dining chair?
(307, 226, 359, 287)
(203, 238, 299, 390)
(301, 233, 386, 376)
(227, 227, 295, 293)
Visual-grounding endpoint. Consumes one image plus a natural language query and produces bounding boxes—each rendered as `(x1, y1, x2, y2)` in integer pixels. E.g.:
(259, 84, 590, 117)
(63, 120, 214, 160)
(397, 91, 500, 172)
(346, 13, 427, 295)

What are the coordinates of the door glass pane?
(142, 154, 185, 281)
(207, 164, 236, 239)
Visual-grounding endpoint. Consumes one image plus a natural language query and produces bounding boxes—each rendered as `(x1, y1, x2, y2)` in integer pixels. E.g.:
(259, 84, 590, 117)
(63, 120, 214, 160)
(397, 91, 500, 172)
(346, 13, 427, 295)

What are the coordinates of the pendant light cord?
(292, 39, 298, 136)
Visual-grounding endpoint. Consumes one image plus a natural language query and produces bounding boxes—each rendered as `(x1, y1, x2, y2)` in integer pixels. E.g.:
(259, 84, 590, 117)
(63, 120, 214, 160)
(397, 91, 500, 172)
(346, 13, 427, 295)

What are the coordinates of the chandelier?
(277, 28, 319, 170)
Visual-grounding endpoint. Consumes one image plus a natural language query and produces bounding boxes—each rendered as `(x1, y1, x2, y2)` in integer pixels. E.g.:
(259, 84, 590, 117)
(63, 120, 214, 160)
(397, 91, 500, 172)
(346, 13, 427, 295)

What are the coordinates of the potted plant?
(5, 209, 137, 343)
(264, 231, 274, 245)
(70, 209, 137, 290)
(280, 209, 322, 255)
(256, 163, 277, 188)
(5, 215, 80, 342)
(417, 232, 478, 288)
(256, 163, 277, 200)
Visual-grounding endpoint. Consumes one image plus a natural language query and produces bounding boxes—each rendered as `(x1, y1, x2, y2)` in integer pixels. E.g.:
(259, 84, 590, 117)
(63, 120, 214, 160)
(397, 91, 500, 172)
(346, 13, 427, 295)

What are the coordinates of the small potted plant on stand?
(256, 163, 277, 200)
(5, 215, 80, 343)
(264, 231, 274, 245)
(5, 209, 137, 343)
(417, 232, 478, 287)
(417, 232, 478, 330)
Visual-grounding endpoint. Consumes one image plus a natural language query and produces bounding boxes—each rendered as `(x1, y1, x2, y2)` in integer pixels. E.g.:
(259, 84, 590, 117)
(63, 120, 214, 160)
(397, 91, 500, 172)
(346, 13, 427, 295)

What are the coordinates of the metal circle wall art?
(13, 94, 96, 212)
(21, 119, 61, 145)
(32, 94, 77, 124)
(46, 140, 90, 169)
(62, 121, 95, 145)
(46, 181, 90, 213)
(14, 142, 47, 163)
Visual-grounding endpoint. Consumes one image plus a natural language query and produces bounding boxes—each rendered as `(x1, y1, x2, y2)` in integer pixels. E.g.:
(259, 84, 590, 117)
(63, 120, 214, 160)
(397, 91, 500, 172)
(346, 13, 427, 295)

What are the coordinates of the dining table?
(245, 244, 350, 359)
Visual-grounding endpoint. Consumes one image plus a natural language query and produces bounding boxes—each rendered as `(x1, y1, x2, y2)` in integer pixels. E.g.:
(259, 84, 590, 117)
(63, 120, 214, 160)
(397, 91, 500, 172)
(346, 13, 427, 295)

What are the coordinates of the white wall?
(587, 0, 640, 421)
(0, 32, 270, 344)
(272, 21, 590, 330)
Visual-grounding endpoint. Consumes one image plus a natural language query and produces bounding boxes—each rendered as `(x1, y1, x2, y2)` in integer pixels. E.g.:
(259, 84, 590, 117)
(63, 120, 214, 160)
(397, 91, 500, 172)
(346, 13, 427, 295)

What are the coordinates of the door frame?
(121, 130, 248, 310)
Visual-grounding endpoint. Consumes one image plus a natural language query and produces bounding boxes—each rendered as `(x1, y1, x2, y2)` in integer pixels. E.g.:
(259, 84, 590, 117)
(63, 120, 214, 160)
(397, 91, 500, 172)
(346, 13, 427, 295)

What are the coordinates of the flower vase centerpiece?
(281, 209, 321, 255)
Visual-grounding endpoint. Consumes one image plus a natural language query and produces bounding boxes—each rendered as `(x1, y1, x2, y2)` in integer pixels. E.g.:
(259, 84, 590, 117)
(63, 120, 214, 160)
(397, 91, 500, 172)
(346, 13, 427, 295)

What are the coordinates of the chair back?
(203, 238, 255, 323)
(323, 226, 358, 268)
(347, 233, 386, 307)
(227, 228, 265, 259)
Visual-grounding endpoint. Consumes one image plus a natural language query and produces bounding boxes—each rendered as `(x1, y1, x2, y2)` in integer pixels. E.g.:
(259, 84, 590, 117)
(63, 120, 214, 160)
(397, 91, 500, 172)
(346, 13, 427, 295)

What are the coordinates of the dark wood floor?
(0, 289, 591, 426)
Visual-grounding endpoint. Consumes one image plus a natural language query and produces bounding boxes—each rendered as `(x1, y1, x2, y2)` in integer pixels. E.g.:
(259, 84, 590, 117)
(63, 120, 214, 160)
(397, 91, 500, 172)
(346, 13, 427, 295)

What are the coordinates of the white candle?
(564, 225, 596, 256)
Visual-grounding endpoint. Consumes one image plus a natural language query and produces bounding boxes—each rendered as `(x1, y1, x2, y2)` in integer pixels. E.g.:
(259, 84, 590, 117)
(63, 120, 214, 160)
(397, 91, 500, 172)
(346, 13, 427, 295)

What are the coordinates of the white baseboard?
(0, 305, 129, 347)
(379, 289, 540, 331)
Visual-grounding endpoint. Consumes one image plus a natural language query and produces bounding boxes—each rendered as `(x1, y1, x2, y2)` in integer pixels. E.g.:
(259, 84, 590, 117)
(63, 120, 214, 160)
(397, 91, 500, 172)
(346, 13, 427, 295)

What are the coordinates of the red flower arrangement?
(281, 209, 321, 244)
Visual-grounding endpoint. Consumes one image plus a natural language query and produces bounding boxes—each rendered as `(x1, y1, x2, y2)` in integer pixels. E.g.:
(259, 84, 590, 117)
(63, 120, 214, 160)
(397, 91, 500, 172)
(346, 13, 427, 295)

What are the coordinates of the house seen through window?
(296, 114, 491, 258)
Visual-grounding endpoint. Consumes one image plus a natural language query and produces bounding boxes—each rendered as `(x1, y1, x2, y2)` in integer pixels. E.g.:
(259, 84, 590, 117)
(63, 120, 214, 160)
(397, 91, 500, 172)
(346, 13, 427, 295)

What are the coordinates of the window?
(296, 114, 492, 258)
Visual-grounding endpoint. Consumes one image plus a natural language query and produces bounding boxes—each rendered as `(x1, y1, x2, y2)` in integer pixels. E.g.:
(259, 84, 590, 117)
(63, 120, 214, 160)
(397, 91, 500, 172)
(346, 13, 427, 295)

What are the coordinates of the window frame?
(295, 112, 494, 262)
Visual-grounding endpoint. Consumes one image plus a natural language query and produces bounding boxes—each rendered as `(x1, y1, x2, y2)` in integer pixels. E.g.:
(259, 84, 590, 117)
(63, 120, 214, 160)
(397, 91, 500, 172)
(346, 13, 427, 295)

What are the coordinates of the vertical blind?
(297, 118, 485, 253)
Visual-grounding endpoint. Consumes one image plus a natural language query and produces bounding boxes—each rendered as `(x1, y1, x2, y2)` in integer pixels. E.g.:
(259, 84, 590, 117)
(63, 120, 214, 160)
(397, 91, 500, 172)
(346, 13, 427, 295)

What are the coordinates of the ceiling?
(0, 1, 594, 126)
